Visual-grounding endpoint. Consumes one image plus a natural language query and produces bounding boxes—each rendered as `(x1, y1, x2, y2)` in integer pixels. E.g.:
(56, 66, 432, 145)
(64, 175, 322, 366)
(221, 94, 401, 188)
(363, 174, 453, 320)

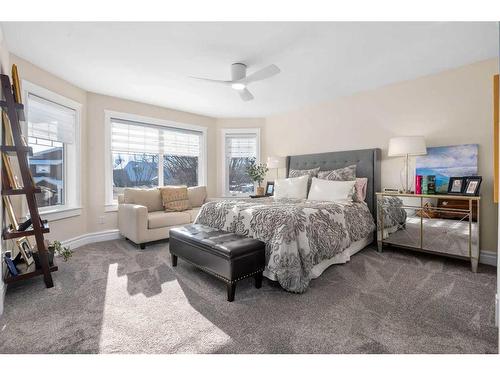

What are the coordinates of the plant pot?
(33, 251, 54, 270)
(256, 186, 265, 196)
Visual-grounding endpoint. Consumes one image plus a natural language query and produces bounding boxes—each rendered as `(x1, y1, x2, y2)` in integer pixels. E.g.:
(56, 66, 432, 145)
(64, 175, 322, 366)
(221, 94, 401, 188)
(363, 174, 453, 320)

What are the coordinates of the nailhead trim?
(174, 254, 264, 284)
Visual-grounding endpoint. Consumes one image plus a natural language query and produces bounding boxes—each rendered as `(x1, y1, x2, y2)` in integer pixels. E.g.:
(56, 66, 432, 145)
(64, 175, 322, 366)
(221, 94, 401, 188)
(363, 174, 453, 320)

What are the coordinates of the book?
(422, 176, 428, 194)
(415, 175, 422, 195)
(4, 253, 19, 276)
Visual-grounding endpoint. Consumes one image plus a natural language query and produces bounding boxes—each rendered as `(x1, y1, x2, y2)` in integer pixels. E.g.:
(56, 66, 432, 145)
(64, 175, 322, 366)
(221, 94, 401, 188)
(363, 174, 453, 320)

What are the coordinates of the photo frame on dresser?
(463, 176, 482, 196)
(447, 177, 466, 195)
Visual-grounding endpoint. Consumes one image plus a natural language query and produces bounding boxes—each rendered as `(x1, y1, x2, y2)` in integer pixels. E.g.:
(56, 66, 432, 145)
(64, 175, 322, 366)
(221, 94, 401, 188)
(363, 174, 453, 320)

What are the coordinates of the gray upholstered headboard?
(286, 148, 381, 216)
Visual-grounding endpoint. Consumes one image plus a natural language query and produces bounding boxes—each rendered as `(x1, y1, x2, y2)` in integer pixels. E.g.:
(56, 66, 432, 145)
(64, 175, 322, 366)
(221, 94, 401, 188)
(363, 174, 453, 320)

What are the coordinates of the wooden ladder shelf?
(1, 73, 57, 287)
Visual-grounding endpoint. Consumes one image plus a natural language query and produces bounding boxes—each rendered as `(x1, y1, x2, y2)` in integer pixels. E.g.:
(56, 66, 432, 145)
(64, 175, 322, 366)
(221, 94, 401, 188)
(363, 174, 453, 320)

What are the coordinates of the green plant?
(49, 240, 73, 262)
(245, 158, 269, 187)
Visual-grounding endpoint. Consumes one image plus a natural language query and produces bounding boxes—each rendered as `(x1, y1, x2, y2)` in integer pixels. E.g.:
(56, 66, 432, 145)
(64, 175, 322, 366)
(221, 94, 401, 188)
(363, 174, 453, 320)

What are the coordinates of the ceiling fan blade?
(239, 88, 254, 101)
(189, 76, 231, 85)
(242, 64, 280, 84)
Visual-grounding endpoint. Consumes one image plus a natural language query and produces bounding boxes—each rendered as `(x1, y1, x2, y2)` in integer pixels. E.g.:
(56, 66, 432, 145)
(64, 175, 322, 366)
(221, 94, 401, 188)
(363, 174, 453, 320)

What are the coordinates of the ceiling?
(2, 22, 498, 118)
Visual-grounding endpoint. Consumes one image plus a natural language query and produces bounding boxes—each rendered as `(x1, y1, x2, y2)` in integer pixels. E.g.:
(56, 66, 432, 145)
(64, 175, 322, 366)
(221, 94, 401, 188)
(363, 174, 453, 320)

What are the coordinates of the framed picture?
(16, 237, 34, 267)
(463, 176, 482, 196)
(3, 196, 19, 229)
(447, 177, 465, 195)
(12, 64, 22, 104)
(265, 181, 275, 196)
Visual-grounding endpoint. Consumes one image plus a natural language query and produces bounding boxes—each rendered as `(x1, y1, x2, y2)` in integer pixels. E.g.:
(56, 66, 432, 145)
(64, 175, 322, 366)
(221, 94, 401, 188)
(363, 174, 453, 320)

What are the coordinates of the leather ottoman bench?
(169, 224, 266, 302)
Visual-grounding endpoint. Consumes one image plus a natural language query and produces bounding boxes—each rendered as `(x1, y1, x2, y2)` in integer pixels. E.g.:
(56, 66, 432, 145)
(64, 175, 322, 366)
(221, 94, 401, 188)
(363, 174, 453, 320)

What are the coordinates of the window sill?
(38, 207, 82, 222)
(105, 203, 118, 212)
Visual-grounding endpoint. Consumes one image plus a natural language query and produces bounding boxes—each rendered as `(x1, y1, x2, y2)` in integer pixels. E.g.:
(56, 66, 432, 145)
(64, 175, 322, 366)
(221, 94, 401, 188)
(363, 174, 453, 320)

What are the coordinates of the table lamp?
(266, 156, 285, 181)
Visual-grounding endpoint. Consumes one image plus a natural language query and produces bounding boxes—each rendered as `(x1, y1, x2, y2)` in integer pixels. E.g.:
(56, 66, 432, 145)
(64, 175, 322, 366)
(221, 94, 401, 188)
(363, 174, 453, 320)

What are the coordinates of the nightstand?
(376, 192, 480, 272)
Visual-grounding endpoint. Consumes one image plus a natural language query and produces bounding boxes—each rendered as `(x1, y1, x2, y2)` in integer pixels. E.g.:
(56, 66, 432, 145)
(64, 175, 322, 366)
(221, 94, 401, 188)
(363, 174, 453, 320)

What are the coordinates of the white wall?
(265, 58, 499, 253)
(0, 25, 10, 315)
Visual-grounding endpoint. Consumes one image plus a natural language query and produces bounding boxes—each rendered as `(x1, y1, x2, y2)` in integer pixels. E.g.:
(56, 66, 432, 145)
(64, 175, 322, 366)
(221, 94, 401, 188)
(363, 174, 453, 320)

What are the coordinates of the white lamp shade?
(266, 156, 285, 169)
(388, 136, 427, 156)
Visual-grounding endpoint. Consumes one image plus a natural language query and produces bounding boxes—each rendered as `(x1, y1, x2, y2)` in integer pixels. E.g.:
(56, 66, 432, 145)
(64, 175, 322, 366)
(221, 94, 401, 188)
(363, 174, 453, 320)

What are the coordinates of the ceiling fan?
(190, 63, 280, 101)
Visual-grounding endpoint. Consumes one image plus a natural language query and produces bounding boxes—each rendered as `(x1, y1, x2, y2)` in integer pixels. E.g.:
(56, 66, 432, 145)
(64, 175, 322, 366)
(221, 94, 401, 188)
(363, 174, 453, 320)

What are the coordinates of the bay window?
(106, 113, 206, 205)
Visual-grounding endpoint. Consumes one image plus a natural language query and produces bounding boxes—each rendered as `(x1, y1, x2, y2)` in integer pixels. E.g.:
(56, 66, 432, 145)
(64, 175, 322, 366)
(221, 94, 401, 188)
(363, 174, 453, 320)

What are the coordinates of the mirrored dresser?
(376, 192, 480, 272)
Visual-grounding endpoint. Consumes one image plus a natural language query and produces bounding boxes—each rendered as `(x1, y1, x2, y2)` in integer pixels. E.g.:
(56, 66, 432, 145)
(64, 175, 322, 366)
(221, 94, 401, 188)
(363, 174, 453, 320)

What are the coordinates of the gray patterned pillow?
(318, 164, 357, 181)
(288, 167, 320, 188)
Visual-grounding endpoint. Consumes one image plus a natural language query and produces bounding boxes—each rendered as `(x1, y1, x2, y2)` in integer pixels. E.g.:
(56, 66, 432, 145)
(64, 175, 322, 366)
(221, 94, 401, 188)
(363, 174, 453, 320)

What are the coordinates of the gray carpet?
(0, 239, 497, 354)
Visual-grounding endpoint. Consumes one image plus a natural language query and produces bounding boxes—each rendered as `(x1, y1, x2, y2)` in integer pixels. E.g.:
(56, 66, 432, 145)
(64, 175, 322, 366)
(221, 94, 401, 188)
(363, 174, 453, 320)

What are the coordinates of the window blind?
(27, 93, 76, 144)
(225, 133, 257, 158)
(111, 118, 201, 157)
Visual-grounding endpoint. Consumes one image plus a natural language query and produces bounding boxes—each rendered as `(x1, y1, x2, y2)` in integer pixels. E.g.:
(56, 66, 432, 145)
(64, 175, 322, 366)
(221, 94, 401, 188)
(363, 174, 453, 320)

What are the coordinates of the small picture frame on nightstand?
(265, 181, 275, 196)
(447, 177, 466, 195)
(463, 176, 482, 196)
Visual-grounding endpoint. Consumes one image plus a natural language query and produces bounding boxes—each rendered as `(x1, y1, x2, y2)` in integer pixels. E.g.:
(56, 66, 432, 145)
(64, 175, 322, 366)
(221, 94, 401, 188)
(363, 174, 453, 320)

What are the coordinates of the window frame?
(21, 80, 82, 221)
(104, 110, 208, 211)
(221, 128, 261, 197)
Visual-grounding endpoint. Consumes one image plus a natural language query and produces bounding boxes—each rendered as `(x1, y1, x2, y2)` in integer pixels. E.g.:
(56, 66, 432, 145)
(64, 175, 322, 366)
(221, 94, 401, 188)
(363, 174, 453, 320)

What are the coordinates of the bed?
(195, 148, 381, 293)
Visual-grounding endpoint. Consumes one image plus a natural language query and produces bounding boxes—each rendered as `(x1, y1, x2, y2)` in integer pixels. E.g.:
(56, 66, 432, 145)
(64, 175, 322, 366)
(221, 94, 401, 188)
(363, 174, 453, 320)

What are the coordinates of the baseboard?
(496, 294, 499, 327)
(479, 250, 497, 266)
(61, 229, 121, 250)
(0, 282, 5, 317)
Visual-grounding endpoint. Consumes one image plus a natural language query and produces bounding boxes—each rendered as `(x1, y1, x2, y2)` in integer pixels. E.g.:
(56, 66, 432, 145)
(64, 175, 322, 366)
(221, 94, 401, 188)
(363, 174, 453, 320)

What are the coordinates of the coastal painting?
(415, 144, 478, 193)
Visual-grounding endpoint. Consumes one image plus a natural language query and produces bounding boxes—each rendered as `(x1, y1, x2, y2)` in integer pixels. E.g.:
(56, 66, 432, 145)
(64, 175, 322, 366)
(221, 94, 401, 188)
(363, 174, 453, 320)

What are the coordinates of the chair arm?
(118, 203, 148, 244)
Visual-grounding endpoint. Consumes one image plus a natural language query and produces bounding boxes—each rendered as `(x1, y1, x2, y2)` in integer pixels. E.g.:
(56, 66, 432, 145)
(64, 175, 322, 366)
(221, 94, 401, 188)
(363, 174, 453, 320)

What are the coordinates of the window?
(24, 83, 81, 217)
(222, 129, 260, 196)
(106, 113, 206, 204)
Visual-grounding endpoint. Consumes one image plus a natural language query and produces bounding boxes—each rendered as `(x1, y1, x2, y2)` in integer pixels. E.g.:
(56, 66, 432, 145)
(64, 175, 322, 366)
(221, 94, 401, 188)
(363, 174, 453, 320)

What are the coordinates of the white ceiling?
(2, 22, 498, 118)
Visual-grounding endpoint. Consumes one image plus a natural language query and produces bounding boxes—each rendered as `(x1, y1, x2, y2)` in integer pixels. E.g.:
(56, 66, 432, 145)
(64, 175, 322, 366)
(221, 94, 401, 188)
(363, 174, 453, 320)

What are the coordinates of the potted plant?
(33, 240, 73, 269)
(246, 158, 269, 196)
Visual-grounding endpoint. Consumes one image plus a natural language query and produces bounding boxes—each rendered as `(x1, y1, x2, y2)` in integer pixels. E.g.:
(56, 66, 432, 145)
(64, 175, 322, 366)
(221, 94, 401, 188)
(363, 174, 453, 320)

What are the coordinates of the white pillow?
(308, 177, 356, 202)
(274, 175, 309, 199)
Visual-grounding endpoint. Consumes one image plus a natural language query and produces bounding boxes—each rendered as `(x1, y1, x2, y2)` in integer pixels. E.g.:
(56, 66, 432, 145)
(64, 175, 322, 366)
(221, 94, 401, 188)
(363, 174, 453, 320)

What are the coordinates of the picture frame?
(16, 237, 34, 267)
(12, 64, 22, 104)
(463, 176, 482, 196)
(447, 177, 465, 195)
(265, 181, 275, 196)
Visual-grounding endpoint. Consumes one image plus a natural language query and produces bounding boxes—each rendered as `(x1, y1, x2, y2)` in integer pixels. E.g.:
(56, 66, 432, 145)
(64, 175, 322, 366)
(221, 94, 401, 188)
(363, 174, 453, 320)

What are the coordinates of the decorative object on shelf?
(2, 153, 20, 189)
(447, 177, 466, 195)
(17, 218, 32, 231)
(2, 110, 14, 146)
(421, 175, 428, 194)
(4, 252, 19, 276)
(415, 175, 422, 194)
(383, 187, 400, 193)
(11, 64, 22, 104)
(266, 156, 285, 181)
(15, 237, 34, 267)
(416, 144, 478, 194)
(265, 181, 275, 196)
(246, 157, 268, 196)
(427, 175, 436, 194)
(3, 196, 19, 228)
(463, 176, 482, 196)
(388, 136, 427, 193)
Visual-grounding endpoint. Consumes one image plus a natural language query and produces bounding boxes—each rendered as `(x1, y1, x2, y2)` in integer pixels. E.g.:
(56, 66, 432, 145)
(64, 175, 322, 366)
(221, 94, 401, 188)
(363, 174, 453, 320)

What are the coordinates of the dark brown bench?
(169, 224, 266, 302)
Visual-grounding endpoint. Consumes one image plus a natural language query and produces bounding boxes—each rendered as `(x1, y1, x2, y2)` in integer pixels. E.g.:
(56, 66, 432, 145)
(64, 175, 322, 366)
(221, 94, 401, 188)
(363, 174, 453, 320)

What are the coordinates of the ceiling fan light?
(231, 83, 246, 90)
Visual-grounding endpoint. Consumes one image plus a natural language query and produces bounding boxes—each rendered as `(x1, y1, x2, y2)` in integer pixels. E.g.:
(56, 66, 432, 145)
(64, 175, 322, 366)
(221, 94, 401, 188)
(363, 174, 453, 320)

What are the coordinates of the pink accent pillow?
(354, 178, 368, 202)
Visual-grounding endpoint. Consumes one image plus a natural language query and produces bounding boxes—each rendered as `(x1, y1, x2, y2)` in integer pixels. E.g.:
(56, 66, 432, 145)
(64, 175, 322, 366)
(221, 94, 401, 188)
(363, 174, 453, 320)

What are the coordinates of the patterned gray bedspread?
(194, 198, 375, 293)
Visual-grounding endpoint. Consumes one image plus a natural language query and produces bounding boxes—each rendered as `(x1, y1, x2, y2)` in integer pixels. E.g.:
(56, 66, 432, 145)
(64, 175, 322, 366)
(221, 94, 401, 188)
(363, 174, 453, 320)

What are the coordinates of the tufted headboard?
(286, 148, 381, 216)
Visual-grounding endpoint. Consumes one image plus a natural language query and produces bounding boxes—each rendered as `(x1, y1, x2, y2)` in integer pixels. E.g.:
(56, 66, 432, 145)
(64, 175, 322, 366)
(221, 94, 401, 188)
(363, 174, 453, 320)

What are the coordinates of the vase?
(256, 186, 265, 196)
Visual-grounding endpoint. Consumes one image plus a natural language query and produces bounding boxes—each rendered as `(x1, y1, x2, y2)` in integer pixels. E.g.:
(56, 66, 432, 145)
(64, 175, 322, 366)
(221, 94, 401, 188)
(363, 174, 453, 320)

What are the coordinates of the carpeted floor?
(0, 239, 497, 354)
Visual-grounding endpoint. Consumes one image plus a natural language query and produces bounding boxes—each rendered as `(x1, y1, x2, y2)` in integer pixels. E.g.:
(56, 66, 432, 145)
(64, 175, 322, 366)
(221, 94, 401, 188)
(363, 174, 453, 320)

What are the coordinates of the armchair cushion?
(148, 211, 191, 229)
(187, 186, 207, 207)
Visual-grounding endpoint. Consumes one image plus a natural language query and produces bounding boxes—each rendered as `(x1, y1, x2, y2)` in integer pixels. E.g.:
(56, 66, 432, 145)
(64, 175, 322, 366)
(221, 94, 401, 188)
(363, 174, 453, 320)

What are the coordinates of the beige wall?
(85, 93, 217, 233)
(265, 58, 499, 252)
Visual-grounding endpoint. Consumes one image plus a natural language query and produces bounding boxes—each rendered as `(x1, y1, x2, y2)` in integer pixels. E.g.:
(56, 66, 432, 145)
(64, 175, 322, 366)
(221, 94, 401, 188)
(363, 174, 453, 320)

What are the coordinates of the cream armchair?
(117, 186, 207, 249)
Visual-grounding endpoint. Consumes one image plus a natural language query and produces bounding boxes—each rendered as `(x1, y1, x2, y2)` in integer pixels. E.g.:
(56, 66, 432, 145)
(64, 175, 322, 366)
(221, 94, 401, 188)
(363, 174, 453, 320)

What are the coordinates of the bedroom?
(0, 1, 499, 371)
